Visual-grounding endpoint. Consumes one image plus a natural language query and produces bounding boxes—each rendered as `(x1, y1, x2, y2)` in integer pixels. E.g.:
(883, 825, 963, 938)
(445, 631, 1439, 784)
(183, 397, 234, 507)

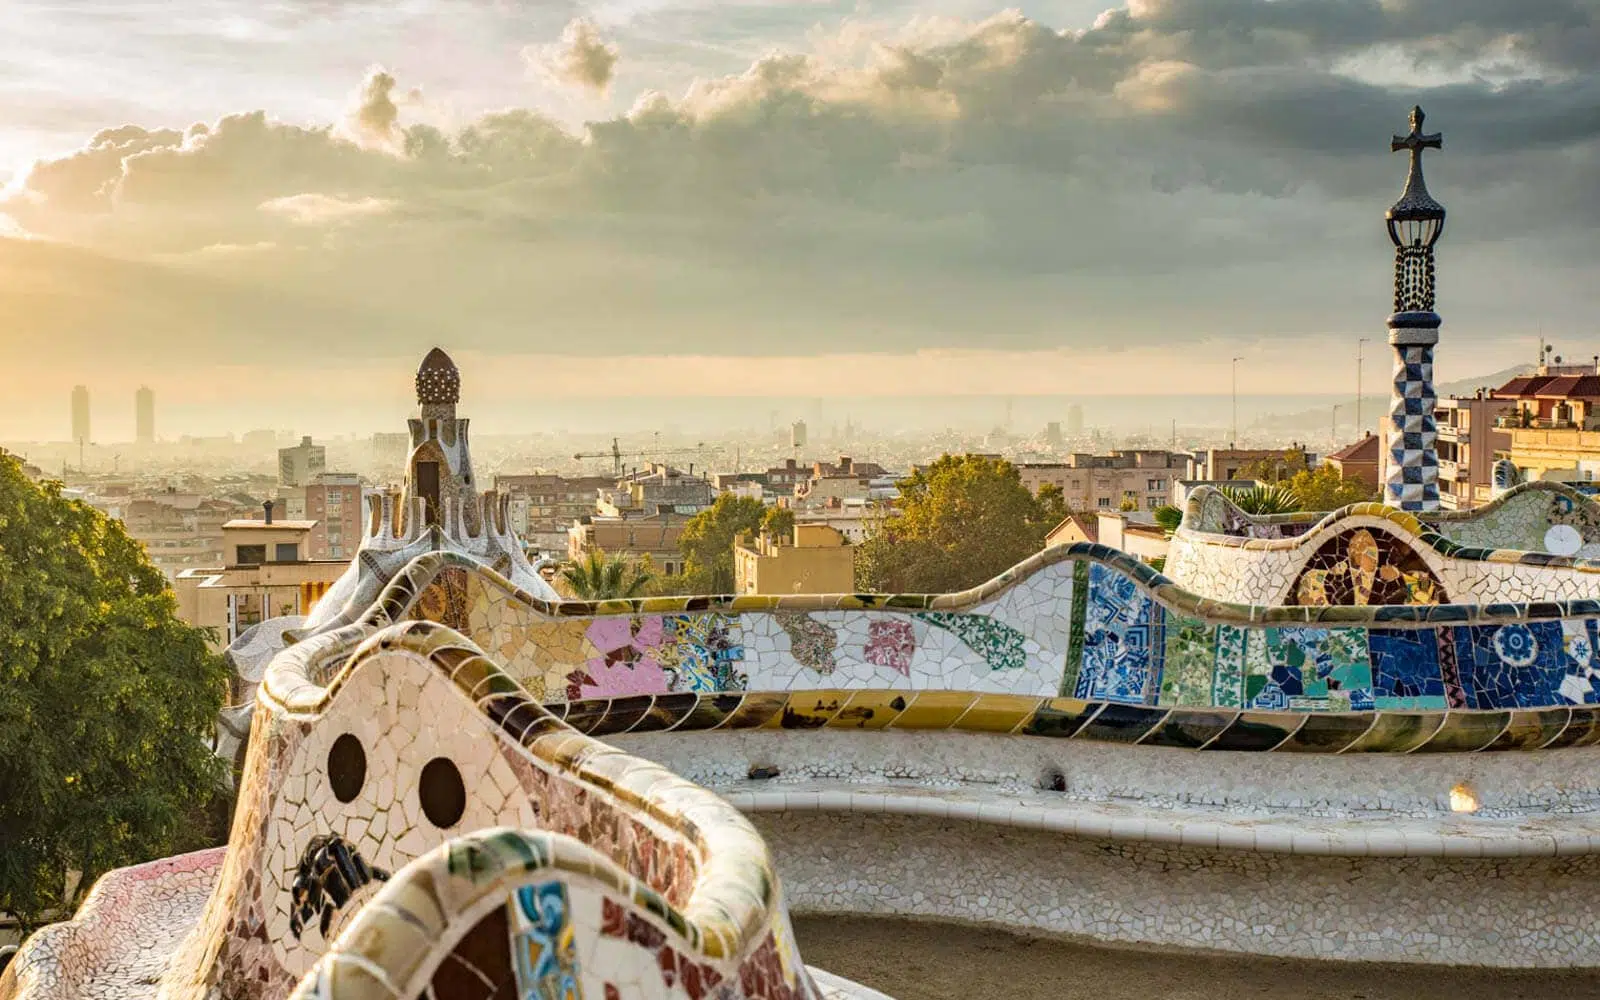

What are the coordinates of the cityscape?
(2, 3, 1599, 1000)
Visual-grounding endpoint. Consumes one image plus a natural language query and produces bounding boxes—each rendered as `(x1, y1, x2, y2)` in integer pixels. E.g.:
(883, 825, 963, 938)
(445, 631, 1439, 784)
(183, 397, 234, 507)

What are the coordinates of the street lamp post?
(1356, 338, 1369, 434)
(1231, 356, 1243, 447)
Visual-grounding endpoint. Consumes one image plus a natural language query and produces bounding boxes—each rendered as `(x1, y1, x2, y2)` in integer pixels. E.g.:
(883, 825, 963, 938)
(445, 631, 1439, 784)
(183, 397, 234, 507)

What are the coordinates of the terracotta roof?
(1327, 434, 1380, 464)
(1533, 375, 1600, 399)
(1493, 375, 1555, 398)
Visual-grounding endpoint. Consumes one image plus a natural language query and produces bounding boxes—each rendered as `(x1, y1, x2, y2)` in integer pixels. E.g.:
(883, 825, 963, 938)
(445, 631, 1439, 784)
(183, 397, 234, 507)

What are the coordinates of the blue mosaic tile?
(1557, 618, 1600, 705)
(1454, 622, 1566, 709)
(1369, 628, 1448, 709)
(1245, 627, 1373, 712)
(1075, 562, 1159, 705)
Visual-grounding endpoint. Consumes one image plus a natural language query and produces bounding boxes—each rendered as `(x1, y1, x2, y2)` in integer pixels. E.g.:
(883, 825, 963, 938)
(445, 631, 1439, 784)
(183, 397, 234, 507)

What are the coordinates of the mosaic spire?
(1382, 106, 1445, 513)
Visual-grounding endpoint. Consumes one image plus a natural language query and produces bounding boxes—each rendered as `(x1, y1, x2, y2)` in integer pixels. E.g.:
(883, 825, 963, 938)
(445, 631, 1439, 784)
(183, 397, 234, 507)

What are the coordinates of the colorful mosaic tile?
(1074, 563, 1160, 704)
(1454, 622, 1567, 709)
(862, 619, 915, 677)
(1211, 625, 1247, 709)
(1289, 527, 1445, 606)
(1244, 627, 1373, 712)
(774, 613, 837, 676)
(1368, 629, 1447, 709)
(1158, 616, 1215, 707)
(915, 612, 1027, 672)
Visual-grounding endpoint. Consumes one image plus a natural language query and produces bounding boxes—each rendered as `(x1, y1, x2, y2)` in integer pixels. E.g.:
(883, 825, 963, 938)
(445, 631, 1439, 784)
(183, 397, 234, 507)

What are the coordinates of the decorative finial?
(1387, 105, 1444, 225)
(415, 347, 460, 406)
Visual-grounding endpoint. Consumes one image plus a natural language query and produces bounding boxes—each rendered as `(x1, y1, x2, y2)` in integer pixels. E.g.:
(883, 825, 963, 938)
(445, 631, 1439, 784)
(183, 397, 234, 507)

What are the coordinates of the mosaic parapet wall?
(388, 545, 1600, 725)
(139, 619, 815, 1000)
(1167, 483, 1600, 608)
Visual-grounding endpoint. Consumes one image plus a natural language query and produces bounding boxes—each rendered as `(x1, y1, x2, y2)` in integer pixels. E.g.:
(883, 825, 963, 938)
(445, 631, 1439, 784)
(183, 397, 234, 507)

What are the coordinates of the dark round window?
(419, 757, 466, 828)
(327, 734, 366, 804)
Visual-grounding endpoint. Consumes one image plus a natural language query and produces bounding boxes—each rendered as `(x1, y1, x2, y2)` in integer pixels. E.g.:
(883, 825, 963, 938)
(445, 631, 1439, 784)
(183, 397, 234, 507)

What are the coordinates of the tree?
(855, 454, 1057, 593)
(677, 494, 769, 593)
(0, 452, 228, 930)
(1236, 449, 1310, 484)
(761, 505, 795, 541)
(1288, 465, 1380, 512)
(560, 549, 653, 600)
(1035, 483, 1070, 526)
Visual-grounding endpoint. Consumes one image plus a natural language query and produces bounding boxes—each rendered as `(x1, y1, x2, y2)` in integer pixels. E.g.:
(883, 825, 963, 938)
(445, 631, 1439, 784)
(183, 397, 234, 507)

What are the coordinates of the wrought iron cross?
(1391, 105, 1442, 172)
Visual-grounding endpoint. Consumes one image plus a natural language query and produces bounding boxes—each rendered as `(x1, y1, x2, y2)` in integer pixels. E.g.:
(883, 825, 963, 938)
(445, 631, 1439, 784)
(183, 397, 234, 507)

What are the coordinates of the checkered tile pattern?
(1384, 343, 1439, 512)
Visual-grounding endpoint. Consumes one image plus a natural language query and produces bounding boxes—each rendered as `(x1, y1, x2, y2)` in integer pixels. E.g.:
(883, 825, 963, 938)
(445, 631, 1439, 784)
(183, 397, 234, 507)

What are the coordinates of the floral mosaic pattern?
(775, 614, 837, 676)
(1289, 528, 1445, 606)
(914, 612, 1026, 672)
(555, 615, 747, 699)
(862, 620, 915, 677)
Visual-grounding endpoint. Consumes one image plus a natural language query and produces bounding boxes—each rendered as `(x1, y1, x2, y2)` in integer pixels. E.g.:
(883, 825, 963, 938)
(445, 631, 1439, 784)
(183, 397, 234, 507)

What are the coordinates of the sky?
(0, 0, 1595, 440)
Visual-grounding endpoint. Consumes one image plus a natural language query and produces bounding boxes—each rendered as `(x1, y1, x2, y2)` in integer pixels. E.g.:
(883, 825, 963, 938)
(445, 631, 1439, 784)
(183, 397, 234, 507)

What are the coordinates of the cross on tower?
(1391, 105, 1442, 173)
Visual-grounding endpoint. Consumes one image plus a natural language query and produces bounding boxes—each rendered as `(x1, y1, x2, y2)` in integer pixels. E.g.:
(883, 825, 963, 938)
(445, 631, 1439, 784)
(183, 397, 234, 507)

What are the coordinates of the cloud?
(528, 18, 620, 94)
(347, 67, 422, 150)
(0, 1, 1595, 379)
(259, 193, 396, 224)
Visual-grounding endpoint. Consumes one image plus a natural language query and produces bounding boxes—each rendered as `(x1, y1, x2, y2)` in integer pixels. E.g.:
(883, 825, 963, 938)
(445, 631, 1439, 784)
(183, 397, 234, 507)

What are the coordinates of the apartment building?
(1017, 451, 1192, 512)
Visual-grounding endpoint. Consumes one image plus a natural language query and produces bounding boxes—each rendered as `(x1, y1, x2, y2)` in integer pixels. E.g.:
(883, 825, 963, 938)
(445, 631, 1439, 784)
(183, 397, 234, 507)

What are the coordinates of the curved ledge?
(261, 620, 780, 961)
(711, 781, 1596, 858)
(289, 827, 816, 1000)
(542, 689, 1598, 755)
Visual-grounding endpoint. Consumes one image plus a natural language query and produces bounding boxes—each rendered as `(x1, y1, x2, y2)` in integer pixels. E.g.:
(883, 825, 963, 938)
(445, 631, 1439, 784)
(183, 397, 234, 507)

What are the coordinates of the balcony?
(1496, 415, 1600, 432)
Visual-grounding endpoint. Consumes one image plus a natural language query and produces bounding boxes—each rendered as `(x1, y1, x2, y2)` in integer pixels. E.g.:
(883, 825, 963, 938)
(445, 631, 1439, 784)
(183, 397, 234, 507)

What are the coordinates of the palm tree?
(1222, 484, 1302, 516)
(560, 549, 653, 600)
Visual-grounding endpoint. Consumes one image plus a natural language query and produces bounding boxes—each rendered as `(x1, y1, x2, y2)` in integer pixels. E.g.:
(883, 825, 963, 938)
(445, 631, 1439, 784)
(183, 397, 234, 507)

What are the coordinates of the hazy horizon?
(0, 0, 1593, 441)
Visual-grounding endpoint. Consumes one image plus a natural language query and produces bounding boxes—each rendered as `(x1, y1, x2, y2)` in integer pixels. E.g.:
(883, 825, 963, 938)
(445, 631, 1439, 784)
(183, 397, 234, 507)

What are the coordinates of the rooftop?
(222, 519, 318, 530)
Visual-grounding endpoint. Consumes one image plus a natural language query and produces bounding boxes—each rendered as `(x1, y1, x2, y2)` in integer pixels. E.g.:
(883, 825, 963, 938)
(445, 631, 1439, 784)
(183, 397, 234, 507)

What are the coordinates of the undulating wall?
(154, 620, 812, 1000)
(1167, 485, 1600, 609)
(405, 549, 1600, 715)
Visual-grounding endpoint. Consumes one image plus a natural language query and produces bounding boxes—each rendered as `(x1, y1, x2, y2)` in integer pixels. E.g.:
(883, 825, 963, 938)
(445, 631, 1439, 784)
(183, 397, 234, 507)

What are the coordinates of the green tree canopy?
(559, 549, 653, 600)
(1235, 449, 1310, 484)
(1288, 465, 1381, 512)
(0, 453, 228, 929)
(855, 454, 1058, 593)
(676, 494, 770, 593)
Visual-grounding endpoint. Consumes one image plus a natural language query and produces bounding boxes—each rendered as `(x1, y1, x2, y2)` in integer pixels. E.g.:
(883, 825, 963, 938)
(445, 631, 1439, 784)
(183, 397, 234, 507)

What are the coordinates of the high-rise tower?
(135, 386, 155, 444)
(1382, 106, 1446, 512)
(70, 385, 90, 447)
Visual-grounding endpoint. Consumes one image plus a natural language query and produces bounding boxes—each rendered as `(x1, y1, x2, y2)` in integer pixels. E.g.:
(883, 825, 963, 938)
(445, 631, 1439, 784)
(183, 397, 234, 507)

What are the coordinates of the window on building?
(1097, 497, 1111, 508)
(1147, 478, 1165, 490)
(274, 543, 299, 562)
(235, 544, 266, 564)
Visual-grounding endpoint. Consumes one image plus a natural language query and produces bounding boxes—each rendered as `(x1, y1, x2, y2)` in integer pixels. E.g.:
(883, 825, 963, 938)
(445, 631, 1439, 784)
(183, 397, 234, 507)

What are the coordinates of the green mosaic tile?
(1212, 624, 1246, 708)
(1062, 558, 1090, 697)
(1158, 615, 1217, 707)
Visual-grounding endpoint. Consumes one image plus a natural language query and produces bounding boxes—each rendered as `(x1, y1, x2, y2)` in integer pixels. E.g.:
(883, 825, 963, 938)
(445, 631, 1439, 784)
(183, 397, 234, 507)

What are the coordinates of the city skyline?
(0, 1, 1595, 440)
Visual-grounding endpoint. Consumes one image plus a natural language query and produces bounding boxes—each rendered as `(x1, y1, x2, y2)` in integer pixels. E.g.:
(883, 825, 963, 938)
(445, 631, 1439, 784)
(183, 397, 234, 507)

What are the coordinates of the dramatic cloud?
(527, 18, 620, 93)
(0, 0, 1595, 407)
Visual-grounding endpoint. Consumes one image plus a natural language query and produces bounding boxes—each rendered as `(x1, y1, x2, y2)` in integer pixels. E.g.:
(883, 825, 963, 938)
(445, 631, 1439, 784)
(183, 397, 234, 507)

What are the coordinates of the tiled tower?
(1383, 106, 1446, 512)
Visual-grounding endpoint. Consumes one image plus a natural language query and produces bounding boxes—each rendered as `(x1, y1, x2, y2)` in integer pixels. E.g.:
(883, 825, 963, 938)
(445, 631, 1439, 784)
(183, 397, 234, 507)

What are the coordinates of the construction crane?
(572, 437, 712, 477)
